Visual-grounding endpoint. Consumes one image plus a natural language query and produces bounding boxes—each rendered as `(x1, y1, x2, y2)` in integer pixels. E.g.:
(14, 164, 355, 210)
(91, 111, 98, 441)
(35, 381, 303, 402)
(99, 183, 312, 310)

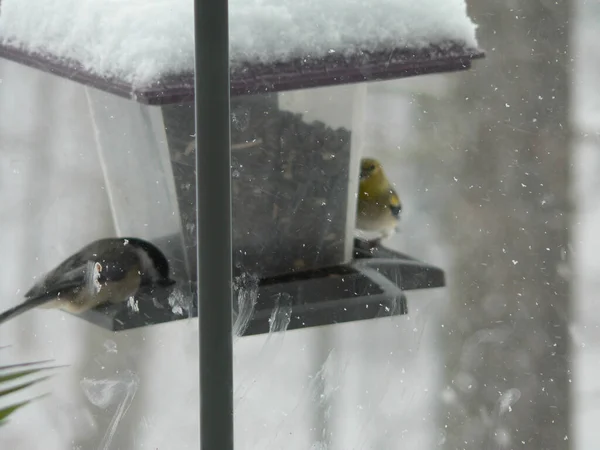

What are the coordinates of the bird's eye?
(368, 164, 376, 171)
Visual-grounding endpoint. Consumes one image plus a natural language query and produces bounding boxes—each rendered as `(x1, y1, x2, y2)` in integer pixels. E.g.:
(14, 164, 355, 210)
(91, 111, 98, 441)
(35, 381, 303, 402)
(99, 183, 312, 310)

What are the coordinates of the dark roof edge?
(0, 42, 484, 105)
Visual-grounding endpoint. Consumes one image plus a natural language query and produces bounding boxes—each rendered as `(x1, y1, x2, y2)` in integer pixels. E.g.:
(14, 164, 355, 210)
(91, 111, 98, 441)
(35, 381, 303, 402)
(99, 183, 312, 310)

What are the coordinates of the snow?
(0, 0, 478, 87)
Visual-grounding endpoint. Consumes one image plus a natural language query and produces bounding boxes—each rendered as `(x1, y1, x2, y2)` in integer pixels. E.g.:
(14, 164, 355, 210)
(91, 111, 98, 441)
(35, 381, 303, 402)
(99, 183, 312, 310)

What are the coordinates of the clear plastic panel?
(0, 58, 200, 449)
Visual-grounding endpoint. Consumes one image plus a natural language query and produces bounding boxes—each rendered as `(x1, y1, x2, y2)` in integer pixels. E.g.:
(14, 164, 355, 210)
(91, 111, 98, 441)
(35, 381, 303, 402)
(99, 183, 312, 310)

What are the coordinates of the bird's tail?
(0, 294, 55, 325)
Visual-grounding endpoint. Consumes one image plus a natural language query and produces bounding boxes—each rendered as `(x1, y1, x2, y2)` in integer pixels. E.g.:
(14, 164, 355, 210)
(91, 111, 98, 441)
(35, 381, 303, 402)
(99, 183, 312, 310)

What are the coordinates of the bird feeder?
(0, 0, 483, 335)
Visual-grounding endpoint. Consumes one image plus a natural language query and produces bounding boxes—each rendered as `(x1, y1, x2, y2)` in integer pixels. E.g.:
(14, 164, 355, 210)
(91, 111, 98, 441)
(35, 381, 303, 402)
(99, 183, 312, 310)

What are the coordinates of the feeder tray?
(78, 238, 445, 334)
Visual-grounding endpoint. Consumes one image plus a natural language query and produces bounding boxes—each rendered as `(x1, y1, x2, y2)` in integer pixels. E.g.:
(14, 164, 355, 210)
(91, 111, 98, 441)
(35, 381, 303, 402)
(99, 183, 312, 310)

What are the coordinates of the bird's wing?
(0, 240, 141, 326)
(0, 271, 85, 324)
(0, 294, 57, 325)
(24, 259, 88, 300)
(24, 246, 139, 300)
(388, 187, 401, 209)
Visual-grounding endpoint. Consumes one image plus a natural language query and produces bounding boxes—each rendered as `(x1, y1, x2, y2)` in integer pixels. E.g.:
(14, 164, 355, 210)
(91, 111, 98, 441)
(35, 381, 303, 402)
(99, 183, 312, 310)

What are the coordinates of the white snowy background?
(0, 1, 593, 449)
(570, 1, 600, 445)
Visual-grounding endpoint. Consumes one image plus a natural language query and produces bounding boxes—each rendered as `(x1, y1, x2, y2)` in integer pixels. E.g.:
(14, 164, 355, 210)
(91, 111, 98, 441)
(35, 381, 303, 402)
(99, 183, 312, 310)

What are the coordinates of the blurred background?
(0, 0, 592, 448)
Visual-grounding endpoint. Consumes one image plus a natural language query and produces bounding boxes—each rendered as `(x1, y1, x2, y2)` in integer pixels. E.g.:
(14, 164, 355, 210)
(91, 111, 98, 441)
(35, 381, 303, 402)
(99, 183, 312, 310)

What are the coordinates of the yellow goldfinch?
(356, 157, 402, 243)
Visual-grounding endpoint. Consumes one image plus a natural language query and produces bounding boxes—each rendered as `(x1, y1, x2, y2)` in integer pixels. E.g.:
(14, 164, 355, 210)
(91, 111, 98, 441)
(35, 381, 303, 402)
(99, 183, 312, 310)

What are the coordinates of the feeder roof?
(0, 0, 483, 104)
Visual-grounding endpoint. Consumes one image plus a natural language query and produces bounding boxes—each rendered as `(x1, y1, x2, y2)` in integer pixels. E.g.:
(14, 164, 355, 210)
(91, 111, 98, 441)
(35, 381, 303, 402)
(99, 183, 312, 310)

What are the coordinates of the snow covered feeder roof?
(0, 0, 483, 105)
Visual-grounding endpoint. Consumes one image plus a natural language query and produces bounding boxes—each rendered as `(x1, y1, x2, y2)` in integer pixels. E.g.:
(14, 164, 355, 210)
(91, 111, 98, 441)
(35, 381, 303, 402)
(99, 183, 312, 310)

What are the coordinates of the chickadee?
(0, 237, 175, 325)
(356, 157, 402, 244)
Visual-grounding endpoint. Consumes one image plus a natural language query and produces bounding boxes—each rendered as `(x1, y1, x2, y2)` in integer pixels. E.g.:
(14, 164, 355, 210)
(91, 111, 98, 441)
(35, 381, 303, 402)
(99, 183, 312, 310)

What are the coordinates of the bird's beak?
(390, 205, 402, 217)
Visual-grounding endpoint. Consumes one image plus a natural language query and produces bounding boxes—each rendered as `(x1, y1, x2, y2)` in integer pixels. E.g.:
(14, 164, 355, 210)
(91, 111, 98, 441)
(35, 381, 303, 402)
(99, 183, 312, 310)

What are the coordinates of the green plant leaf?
(0, 350, 60, 427)
(0, 363, 59, 384)
(0, 375, 53, 397)
(0, 360, 54, 372)
(0, 394, 49, 425)
(0, 399, 31, 424)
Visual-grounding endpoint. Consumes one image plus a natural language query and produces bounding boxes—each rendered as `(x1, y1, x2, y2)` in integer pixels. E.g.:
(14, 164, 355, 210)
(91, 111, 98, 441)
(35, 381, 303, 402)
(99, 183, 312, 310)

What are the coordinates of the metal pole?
(193, 0, 234, 446)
